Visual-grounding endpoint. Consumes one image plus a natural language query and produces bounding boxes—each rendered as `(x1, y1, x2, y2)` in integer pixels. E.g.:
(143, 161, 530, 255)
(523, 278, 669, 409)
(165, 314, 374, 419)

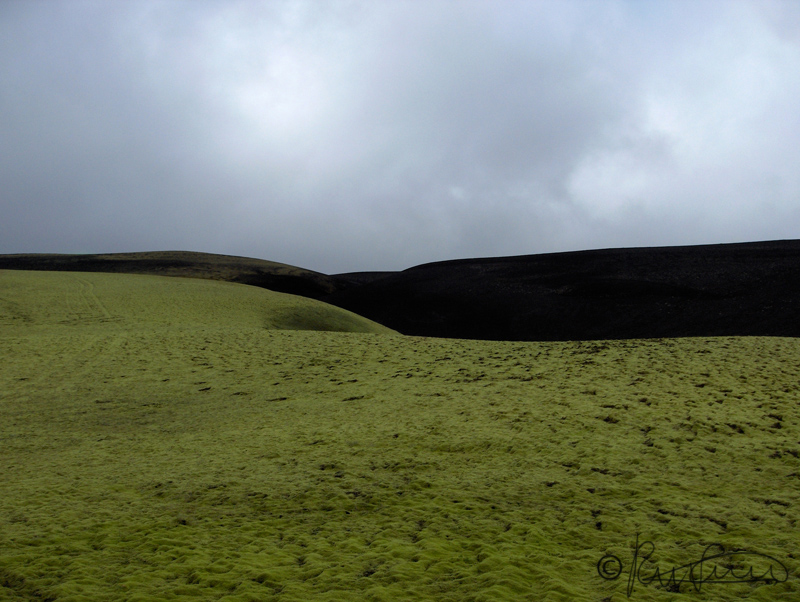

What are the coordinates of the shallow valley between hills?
(1, 270, 797, 601)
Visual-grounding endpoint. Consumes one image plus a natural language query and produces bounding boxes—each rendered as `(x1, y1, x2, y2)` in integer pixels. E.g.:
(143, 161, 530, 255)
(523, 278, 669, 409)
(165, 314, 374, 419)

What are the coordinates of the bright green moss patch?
(1, 270, 798, 601)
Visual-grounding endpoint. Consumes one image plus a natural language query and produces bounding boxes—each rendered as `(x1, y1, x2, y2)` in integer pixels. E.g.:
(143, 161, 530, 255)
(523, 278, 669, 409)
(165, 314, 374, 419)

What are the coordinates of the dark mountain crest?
(3, 239, 800, 341)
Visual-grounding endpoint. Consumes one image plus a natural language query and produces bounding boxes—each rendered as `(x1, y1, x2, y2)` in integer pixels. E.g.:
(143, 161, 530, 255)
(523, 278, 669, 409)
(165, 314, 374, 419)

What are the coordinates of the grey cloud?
(1, 1, 799, 273)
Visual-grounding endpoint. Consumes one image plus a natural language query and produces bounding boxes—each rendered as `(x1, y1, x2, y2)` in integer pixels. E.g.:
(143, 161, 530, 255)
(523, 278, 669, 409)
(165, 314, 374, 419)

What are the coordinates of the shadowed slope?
(323, 239, 800, 341)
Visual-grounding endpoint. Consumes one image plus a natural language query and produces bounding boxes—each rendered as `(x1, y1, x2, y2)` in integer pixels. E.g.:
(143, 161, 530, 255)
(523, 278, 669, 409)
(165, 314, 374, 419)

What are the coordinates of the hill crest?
(4, 239, 800, 340)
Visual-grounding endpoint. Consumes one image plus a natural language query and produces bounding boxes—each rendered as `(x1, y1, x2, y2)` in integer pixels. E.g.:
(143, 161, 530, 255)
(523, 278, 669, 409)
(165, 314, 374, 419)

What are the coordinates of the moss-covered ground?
(1, 270, 797, 601)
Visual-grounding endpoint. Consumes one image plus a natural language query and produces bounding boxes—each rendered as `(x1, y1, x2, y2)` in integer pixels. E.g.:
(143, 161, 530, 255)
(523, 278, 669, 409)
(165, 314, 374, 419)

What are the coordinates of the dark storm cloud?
(2, 1, 799, 273)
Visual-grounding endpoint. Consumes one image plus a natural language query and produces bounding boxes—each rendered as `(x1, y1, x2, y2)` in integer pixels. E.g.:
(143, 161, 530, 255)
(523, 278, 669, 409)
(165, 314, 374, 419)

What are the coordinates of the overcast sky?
(2, 0, 799, 273)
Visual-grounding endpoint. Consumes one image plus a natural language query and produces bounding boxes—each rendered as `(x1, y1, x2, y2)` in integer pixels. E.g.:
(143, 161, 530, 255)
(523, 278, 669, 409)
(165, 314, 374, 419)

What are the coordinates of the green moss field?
(1, 269, 798, 601)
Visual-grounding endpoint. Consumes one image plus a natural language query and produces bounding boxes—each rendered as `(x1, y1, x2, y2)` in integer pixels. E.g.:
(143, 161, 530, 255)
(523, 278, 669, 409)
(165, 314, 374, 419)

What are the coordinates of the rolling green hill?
(0, 270, 394, 333)
(0, 251, 344, 300)
(1, 270, 797, 601)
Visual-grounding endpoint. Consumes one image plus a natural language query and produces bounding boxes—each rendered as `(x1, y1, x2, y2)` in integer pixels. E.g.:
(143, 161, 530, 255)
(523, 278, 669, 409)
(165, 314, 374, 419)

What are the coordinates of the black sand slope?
(322, 239, 800, 341)
(4, 240, 800, 340)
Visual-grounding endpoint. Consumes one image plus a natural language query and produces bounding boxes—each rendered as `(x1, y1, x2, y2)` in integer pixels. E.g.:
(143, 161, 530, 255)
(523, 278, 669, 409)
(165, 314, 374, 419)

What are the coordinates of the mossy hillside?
(0, 250, 344, 298)
(1, 271, 798, 601)
(0, 270, 394, 333)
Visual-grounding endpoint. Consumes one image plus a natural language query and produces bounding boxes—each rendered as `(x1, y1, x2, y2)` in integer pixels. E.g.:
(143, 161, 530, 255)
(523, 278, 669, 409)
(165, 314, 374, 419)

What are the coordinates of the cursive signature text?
(597, 534, 789, 598)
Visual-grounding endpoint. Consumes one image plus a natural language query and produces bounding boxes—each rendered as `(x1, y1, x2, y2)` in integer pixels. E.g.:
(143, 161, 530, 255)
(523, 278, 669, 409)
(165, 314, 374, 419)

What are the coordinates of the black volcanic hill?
(3, 240, 800, 341)
(322, 240, 800, 341)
